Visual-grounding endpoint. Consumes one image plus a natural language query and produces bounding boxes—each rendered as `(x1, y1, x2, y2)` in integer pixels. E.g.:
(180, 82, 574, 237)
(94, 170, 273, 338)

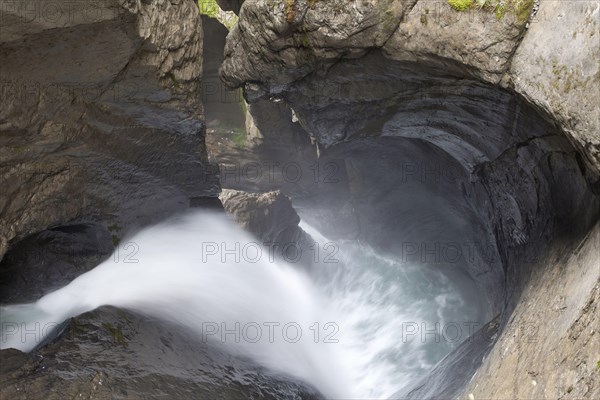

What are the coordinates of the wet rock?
(0, 223, 113, 304)
(202, 13, 319, 198)
(220, 1, 598, 175)
(463, 224, 600, 399)
(220, 0, 529, 92)
(0, 307, 321, 400)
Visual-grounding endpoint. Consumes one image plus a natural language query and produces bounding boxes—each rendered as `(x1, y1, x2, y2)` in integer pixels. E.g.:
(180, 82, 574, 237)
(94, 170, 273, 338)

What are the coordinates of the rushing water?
(0, 210, 484, 398)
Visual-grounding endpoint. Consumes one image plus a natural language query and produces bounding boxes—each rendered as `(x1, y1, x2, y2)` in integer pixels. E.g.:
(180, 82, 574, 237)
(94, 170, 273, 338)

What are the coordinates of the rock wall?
(0, 0, 219, 260)
(506, 1, 600, 171)
(463, 223, 599, 399)
(221, 0, 599, 172)
(0, 307, 318, 400)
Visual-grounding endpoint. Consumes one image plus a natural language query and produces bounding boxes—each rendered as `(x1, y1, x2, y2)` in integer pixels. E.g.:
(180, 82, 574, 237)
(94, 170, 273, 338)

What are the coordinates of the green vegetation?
(448, 0, 473, 11)
(230, 128, 247, 148)
(197, 0, 239, 30)
(108, 223, 121, 247)
(108, 223, 121, 233)
(448, 0, 534, 23)
(420, 8, 430, 25)
(167, 72, 180, 89)
(486, 0, 533, 22)
(111, 234, 120, 246)
(239, 91, 248, 114)
(198, 0, 220, 18)
(383, 9, 400, 31)
(597, 360, 600, 369)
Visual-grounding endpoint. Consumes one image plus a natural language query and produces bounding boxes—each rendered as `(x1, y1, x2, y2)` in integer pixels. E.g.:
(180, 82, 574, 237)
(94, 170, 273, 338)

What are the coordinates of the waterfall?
(1, 210, 484, 398)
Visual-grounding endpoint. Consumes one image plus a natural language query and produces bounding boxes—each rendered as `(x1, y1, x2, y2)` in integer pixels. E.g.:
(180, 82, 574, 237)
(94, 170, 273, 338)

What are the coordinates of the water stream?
(0, 210, 485, 398)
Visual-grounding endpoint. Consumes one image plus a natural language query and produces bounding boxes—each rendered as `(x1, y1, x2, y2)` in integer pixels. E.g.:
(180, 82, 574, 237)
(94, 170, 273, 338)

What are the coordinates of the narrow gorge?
(0, 1, 598, 399)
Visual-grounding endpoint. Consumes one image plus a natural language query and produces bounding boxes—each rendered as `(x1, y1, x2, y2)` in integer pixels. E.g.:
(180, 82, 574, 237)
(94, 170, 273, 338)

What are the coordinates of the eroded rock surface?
(463, 223, 600, 399)
(220, 0, 530, 90)
(0, 3, 225, 397)
(0, 0, 219, 260)
(220, 0, 598, 173)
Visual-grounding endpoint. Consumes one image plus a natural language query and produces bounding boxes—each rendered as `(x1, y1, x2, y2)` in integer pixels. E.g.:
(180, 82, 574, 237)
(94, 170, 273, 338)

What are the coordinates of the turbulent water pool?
(1, 211, 487, 398)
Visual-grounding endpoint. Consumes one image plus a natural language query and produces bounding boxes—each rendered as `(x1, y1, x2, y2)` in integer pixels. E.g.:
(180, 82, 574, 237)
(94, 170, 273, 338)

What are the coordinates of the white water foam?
(1, 210, 483, 398)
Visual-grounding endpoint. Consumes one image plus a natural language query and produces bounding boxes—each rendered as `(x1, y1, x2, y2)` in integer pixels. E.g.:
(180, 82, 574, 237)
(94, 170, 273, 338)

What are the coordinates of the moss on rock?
(448, 0, 473, 11)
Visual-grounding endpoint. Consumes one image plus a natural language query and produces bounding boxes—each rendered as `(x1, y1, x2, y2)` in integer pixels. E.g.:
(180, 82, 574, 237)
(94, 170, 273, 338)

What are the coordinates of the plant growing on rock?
(448, 0, 533, 23)
(230, 128, 247, 149)
(285, 0, 296, 24)
(198, 0, 239, 29)
(108, 223, 121, 246)
(198, 0, 220, 18)
(448, 0, 473, 11)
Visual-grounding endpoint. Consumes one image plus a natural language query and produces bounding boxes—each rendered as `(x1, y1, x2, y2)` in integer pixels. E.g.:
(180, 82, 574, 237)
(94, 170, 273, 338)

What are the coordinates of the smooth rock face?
(0, 0, 122, 43)
(0, 223, 114, 304)
(463, 223, 600, 399)
(383, 1, 526, 83)
(507, 0, 600, 171)
(0, 0, 219, 260)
